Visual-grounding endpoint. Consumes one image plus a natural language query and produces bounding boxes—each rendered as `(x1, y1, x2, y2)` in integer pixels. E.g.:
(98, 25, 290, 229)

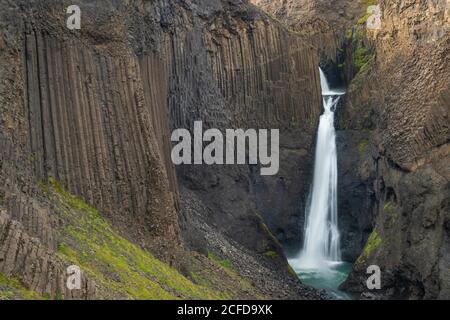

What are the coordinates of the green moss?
(355, 229, 382, 267)
(54, 289, 63, 300)
(348, 55, 374, 93)
(358, 139, 369, 156)
(0, 273, 44, 300)
(357, 14, 370, 25)
(384, 202, 393, 211)
(288, 265, 296, 277)
(363, 230, 382, 257)
(345, 28, 353, 41)
(383, 201, 397, 216)
(354, 44, 373, 70)
(348, 4, 376, 74)
(263, 251, 278, 259)
(45, 178, 231, 300)
(37, 180, 49, 194)
(27, 153, 35, 164)
(208, 252, 232, 270)
(203, 252, 256, 298)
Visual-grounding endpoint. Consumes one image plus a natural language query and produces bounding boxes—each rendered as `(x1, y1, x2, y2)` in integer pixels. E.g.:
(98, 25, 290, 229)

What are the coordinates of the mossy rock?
(44, 178, 246, 299)
(355, 229, 382, 268)
(0, 273, 44, 300)
(208, 252, 233, 270)
(263, 251, 278, 259)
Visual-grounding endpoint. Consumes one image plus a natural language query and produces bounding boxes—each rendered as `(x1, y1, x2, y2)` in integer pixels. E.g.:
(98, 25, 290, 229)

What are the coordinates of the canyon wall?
(0, 0, 182, 298)
(0, 0, 324, 299)
(250, 0, 366, 85)
(253, 0, 450, 299)
(339, 0, 450, 299)
(252, 0, 373, 261)
(157, 1, 323, 257)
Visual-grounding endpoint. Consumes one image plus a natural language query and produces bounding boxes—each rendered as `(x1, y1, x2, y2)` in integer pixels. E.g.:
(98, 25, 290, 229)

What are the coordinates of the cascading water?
(301, 70, 341, 269)
(288, 68, 351, 299)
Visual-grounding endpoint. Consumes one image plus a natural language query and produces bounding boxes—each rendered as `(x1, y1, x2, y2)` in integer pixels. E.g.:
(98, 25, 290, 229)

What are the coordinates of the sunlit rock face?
(339, 0, 450, 300)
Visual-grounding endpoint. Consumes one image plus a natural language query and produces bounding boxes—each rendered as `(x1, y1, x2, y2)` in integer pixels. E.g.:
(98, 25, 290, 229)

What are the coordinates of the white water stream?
(289, 68, 349, 299)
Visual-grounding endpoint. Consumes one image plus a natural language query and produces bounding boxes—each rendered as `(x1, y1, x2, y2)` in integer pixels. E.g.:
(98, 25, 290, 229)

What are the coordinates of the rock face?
(251, 0, 373, 261)
(339, 0, 450, 299)
(0, 0, 324, 299)
(163, 1, 323, 257)
(253, 0, 450, 299)
(250, 0, 366, 85)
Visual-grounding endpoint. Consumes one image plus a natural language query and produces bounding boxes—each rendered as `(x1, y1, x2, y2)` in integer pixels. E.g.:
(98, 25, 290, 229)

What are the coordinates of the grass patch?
(358, 139, 369, 156)
(0, 273, 44, 300)
(208, 252, 232, 270)
(263, 251, 278, 259)
(357, 0, 378, 25)
(384, 202, 393, 211)
(348, 55, 374, 93)
(288, 265, 297, 277)
(383, 201, 397, 216)
(45, 178, 231, 300)
(355, 229, 382, 267)
(347, 4, 376, 75)
(354, 42, 373, 70)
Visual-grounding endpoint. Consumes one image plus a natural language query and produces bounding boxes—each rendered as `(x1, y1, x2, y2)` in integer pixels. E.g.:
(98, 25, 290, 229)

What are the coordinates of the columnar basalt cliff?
(251, 0, 374, 261)
(157, 1, 323, 256)
(339, 0, 450, 299)
(0, 0, 324, 299)
(250, 0, 367, 85)
(254, 0, 450, 299)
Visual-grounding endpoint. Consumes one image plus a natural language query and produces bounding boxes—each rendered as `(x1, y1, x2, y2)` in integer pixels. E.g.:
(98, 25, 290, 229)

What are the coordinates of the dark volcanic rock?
(0, 0, 324, 299)
(254, 0, 450, 300)
(338, 0, 450, 299)
(336, 130, 375, 262)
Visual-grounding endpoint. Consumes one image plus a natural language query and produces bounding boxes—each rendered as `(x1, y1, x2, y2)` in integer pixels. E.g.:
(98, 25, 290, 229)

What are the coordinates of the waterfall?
(297, 68, 344, 269)
(287, 68, 351, 299)
(319, 68, 331, 94)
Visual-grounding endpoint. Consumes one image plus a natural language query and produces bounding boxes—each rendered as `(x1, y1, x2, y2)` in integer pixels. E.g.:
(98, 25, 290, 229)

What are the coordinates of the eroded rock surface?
(253, 0, 450, 299)
(339, 0, 450, 299)
(0, 0, 324, 299)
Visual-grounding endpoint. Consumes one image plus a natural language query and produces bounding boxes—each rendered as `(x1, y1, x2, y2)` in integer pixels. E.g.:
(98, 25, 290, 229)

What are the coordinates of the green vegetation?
(355, 229, 382, 267)
(345, 27, 354, 41)
(384, 202, 393, 211)
(358, 139, 369, 156)
(350, 26, 374, 71)
(287, 265, 297, 277)
(363, 230, 382, 257)
(263, 251, 278, 259)
(45, 177, 234, 300)
(204, 252, 257, 298)
(357, 0, 378, 25)
(0, 273, 44, 300)
(354, 42, 373, 71)
(384, 201, 397, 216)
(348, 54, 374, 93)
(344, 1, 377, 77)
(208, 252, 232, 270)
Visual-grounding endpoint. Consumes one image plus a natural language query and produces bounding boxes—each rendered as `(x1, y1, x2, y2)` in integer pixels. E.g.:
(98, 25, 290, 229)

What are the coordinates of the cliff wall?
(155, 1, 322, 256)
(0, 0, 324, 299)
(253, 0, 450, 299)
(339, 0, 450, 299)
